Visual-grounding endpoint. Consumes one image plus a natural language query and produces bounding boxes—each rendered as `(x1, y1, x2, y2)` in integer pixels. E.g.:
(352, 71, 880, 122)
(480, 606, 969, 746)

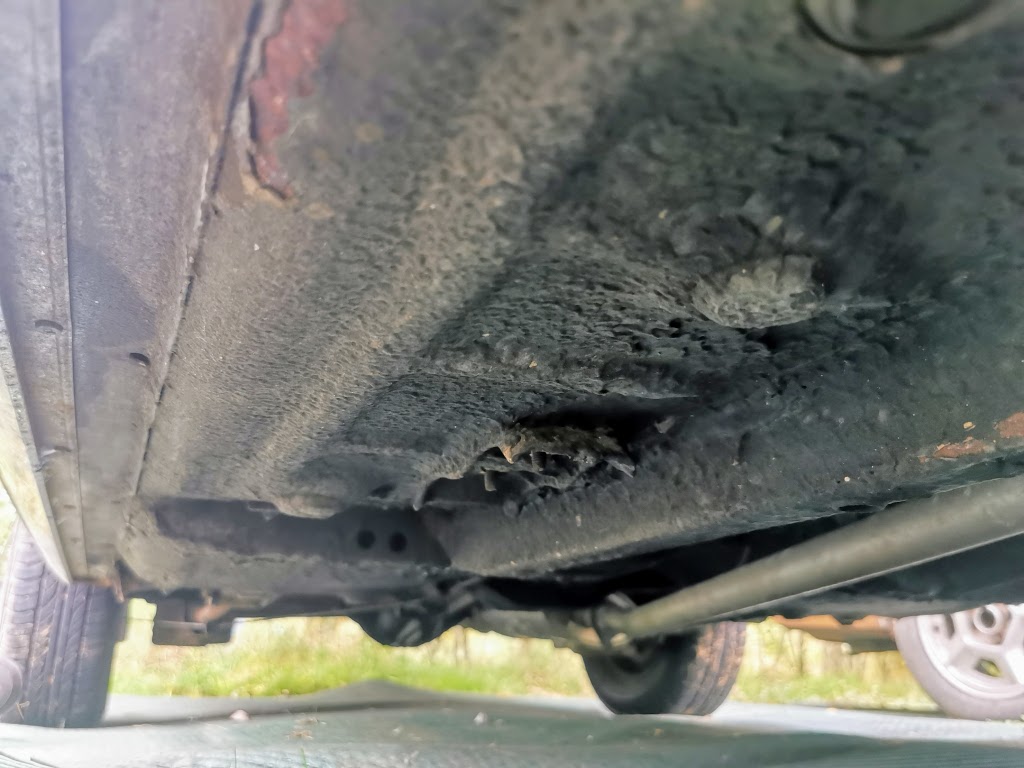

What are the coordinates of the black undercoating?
(12, 0, 1024, 620)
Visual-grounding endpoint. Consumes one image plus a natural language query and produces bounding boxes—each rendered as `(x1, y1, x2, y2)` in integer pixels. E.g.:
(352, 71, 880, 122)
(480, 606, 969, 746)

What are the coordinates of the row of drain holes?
(357, 529, 408, 554)
(35, 320, 153, 367)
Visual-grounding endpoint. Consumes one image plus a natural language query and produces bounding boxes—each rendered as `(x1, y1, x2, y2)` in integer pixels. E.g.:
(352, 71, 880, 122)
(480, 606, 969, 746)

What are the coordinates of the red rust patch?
(996, 411, 1024, 440)
(249, 0, 348, 197)
(932, 436, 995, 460)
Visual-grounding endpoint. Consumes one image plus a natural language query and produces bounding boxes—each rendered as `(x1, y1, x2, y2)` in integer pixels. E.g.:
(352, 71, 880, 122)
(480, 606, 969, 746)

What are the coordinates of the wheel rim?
(916, 603, 1024, 701)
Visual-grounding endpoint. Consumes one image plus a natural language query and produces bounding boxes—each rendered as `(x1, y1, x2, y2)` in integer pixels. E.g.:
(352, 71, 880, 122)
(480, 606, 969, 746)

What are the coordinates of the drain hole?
(369, 484, 394, 499)
(356, 530, 376, 550)
(388, 532, 408, 553)
(129, 352, 151, 367)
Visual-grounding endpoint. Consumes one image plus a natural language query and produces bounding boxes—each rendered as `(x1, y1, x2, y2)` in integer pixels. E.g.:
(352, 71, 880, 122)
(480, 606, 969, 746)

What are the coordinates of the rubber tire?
(894, 615, 1024, 721)
(583, 622, 746, 715)
(0, 524, 119, 727)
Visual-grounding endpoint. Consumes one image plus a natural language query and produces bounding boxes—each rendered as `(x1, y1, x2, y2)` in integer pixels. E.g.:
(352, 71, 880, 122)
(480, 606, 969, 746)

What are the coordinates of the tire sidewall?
(894, 616, 1024, 721)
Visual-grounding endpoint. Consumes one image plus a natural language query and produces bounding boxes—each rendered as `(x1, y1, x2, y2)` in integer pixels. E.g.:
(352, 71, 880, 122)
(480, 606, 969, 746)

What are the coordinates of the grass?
(112, 605, 591, 699)
(732, 619, 936, 711)
(735, 671, 933, 710)
(110, 601, 935, 711)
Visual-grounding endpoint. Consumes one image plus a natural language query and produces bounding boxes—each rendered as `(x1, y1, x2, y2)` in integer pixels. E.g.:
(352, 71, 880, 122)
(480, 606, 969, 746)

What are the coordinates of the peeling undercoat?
(41, 0, 1024, 596)
(249, 0, 349, 196)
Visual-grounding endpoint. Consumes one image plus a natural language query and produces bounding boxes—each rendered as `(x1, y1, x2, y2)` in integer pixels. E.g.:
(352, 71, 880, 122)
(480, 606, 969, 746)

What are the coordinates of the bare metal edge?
(0, 0, 82, 581)
(0, 314, 69, 581)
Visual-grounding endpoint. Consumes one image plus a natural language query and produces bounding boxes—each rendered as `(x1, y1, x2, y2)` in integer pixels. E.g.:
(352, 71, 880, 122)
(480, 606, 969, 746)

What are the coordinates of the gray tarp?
(2, 683, 1023, 768)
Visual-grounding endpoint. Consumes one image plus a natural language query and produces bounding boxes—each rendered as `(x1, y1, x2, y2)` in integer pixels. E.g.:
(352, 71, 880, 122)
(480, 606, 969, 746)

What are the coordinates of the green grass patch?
(112, 604, 589, 699)
(111, 602, 934, 711)
(732, 620, 935, 711)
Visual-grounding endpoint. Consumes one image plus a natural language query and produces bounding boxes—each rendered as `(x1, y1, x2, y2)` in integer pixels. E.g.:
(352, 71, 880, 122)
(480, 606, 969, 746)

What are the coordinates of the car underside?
(3, 0, 1024, 701)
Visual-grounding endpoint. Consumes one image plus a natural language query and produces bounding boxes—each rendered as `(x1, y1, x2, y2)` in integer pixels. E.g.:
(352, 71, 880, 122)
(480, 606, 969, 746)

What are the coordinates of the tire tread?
(0, 525, 118, 727)
(584, 621, 746, 716)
